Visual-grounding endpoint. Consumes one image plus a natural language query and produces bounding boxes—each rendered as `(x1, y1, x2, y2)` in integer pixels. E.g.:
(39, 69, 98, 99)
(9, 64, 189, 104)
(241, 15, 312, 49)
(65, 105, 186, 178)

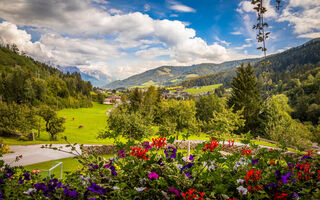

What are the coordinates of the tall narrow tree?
(227, 63, 262, 135)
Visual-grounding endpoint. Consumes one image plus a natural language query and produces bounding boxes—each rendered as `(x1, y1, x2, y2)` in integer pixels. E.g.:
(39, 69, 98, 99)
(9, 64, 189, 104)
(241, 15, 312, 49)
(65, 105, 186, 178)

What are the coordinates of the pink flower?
(148, 172, 159, 180)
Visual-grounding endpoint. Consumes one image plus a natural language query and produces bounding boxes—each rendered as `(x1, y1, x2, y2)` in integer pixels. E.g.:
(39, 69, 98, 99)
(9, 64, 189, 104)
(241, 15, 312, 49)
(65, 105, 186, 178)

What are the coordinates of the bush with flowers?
(0, 136, 319, 199)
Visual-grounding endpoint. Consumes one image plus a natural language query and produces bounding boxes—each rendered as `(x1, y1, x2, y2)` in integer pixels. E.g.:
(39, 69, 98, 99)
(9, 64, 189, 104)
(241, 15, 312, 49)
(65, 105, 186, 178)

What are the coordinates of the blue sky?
(0, 0, 319, 81)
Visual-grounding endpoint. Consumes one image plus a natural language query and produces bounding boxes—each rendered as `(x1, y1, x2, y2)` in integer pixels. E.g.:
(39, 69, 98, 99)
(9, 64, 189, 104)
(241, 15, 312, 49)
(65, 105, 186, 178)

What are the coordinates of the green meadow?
(184, 84, 223, 94)
(1, 102, 114, 145)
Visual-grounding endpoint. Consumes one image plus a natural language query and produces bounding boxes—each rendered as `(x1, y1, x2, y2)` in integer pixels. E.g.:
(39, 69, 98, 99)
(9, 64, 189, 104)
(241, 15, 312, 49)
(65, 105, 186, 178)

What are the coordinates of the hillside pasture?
(184, 84, 223, 94)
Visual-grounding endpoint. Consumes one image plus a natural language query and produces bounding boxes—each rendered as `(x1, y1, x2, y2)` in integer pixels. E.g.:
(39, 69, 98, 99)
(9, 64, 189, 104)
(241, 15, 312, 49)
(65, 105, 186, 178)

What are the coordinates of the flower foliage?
(0, 138, 320, 199)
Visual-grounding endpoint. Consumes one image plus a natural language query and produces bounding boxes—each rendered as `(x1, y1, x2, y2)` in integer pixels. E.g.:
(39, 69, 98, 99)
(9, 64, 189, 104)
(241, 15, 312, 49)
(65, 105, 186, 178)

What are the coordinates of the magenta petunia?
(148, 172, 159, 180)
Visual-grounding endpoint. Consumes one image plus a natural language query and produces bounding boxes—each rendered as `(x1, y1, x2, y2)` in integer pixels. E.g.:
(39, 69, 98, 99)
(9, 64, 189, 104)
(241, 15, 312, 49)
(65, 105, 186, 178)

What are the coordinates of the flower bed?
(0, 138, 319, 199)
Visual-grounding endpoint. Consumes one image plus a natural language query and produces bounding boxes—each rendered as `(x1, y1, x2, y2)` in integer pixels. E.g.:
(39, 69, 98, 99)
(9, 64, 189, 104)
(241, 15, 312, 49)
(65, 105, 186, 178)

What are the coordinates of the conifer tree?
(227, 63, 262, 135)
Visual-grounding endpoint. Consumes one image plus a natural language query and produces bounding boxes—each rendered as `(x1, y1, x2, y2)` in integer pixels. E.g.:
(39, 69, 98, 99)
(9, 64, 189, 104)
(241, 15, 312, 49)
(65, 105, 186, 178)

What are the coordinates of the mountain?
(57, 66, 111, 87)
(103, 58, 258, 89)
(181, 38, 320, 88)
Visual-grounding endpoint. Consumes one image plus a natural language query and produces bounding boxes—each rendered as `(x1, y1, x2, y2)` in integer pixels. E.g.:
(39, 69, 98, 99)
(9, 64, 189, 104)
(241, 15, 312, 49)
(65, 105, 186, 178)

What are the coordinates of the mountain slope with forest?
(0, 45, 93, 108)
(181, 38, 320, 88)
(103, 58, 258, 89)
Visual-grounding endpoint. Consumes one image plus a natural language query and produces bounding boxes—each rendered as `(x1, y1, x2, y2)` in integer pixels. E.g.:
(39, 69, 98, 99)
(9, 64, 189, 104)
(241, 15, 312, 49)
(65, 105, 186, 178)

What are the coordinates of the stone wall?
(82, 140, 302, 159)
(82, 145, 116, 155)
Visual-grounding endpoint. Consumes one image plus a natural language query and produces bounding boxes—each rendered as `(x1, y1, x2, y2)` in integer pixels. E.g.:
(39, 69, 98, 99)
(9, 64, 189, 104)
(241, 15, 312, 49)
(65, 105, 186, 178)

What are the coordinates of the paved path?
(2, 144, 82, 167)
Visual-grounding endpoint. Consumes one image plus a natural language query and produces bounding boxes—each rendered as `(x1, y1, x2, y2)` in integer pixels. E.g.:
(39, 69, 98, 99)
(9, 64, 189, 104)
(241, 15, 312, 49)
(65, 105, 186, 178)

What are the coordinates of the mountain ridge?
(103, 58, 259, 89)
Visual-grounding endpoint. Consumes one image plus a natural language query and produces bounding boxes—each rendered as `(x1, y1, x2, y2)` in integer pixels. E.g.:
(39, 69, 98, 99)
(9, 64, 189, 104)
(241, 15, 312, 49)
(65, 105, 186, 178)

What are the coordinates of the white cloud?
(297, 32, 320, 39)
(0, 0, 235, 80)
(277, 1, 320, 37)
(0, 21, 52, 62)
(109, 8, 122, 15)
(168, 1, 196, 13)
(234, 43, 252, 50)
(135, 47, 170, 59)
(144, 4, 151, 12)
(237, 0, 277, 18)
(231, 31, 242, 35)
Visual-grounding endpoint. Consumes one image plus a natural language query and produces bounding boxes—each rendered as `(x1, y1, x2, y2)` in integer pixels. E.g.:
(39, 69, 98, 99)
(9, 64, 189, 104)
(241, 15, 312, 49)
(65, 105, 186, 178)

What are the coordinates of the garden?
(0, 136, 319, 199)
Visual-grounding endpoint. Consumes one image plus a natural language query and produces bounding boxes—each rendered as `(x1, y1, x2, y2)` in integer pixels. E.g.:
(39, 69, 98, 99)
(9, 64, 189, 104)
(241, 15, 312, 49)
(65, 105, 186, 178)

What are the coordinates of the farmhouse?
(103, 96, 121, 105)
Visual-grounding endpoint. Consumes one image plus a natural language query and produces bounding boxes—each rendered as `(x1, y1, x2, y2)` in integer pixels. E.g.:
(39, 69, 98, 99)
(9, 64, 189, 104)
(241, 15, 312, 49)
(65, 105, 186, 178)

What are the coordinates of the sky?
(0, 0, 319, 81)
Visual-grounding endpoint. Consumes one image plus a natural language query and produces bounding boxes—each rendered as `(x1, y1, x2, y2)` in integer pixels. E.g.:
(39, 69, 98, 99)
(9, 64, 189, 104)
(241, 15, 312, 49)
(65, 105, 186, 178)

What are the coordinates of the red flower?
(228, 140, 234, 147)
(203, 141, 219, 152)
(225, 198, 236, 200)
(241, 149, 252, 156)
(182, 189, 205, 200)
(244, 169, 262, 193)
(130, 147, 149, 160)
(151, 137, 167, 148)
(273, 192, 288, 200)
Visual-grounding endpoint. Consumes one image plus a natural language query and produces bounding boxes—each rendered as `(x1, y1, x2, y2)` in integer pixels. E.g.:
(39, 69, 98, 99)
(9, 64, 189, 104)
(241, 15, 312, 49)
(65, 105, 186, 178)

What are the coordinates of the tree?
(38, 105, 65, 141)
(195, 94, 224, 123)
(100, 104, 154, 141)
(129, 88, 143, 112)
(157, 99, 198, 140)
(47, 117, 65, 140)
(202, 106, 245, 142)
(262, 95, 312, 149)
(0, 102, 36, 136)
(227, 63, 263, 135)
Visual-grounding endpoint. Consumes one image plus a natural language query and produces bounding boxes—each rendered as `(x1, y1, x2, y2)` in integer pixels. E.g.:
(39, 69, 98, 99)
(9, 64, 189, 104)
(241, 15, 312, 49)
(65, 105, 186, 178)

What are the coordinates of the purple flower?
(181, 163, 194, 171)
(189, 154, 196, 161)
(23, 172, 31, 181)
(89, 164, 99, 171)
(184, 172, 193, 179)
(148, 172, 159, 180)
(264, 183, 281, 188)
(281, 172, 292, 184)
(157, 158, 164, 166)
(64, 189, 78, 198)
(301, 155, 312, 161)
(88, 183, 104, 195)
(292, 192, 299, 199)
(143, 141, 152, 150)
(287, 163, 295, 169)
(89, 198, 96, 200)
(164, 147, 177, 159)
(35, 183, 47, 192)
(169, 187, 180, 197)
(117, 149, 126, 159)
(251, 158, 259, 166)
(109, 166, 117, 176)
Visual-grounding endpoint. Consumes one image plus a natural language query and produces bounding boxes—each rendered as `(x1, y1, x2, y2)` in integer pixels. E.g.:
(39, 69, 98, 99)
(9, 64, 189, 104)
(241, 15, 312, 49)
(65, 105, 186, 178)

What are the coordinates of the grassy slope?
(184, 84, 223, 94)
(1, 102, 114, 145)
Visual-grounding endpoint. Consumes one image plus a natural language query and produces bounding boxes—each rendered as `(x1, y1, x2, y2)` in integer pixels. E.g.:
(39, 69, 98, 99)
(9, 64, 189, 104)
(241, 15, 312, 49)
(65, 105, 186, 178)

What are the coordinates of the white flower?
(177, 164, 183, 169)
(134, 187, 146, 192)
(113, 186, 120, 190)
(237, 186, 248, 195)
(237, 179, 244, 184)
(23, 188, 36, 195)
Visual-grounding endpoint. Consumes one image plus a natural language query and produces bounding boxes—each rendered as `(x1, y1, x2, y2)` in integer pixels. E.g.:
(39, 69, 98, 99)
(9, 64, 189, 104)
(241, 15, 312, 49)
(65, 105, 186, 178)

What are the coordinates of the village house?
(103, 96, 121, 105)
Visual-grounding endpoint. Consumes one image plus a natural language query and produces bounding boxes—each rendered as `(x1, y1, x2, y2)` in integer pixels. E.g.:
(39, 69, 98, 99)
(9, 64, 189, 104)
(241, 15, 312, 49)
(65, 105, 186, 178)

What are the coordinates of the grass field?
(184, 84, 223, 94)
(24, 154, 114, 178)
(1, 102, 114, 145)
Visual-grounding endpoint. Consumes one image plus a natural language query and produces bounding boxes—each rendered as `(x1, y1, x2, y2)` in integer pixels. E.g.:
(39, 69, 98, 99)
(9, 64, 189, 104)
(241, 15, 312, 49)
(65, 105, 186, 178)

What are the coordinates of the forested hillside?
(0, 45, 92, 108)
(181, 38, 320, 88)
(0, 45, 93, 139)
